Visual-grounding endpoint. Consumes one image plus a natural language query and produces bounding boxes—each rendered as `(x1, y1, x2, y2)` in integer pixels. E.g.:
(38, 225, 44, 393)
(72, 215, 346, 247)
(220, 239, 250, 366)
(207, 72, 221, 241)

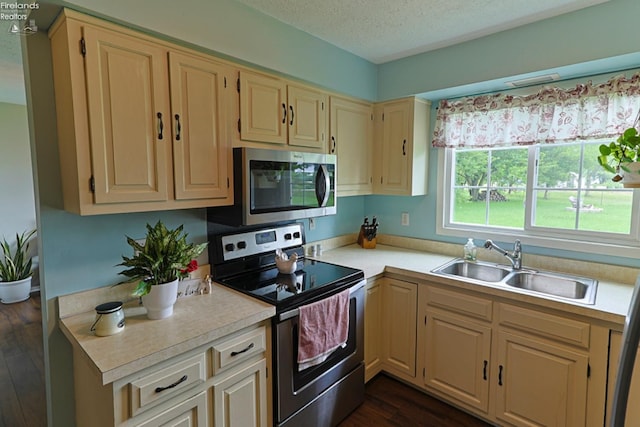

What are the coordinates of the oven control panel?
(219, 223, 304, 261)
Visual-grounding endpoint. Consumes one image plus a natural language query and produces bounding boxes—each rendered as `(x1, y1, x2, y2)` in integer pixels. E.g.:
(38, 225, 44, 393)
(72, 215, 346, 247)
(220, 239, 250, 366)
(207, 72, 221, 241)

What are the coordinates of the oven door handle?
(278, 280, 365, 322)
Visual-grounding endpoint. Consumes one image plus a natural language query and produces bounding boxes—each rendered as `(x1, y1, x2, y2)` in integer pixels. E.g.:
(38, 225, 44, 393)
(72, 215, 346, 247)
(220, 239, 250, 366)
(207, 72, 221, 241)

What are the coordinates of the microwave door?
(315, 164, 330, 207)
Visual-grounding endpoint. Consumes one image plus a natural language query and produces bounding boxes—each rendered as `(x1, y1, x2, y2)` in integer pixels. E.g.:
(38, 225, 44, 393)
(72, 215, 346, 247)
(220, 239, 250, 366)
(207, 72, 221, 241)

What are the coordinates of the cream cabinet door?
(83, 25, 171, 204)
(606, 331, 640, 426)
(365, 279, 383, 382)
(137, 391, 208, 427)
(495, 330, 588, 427)
(375, 97, 429, 196)
(423, 309, 492, 414)
(329, 96, 373, 196)
(382, 278, 417, 378)
(212, 358, 268, 427)
(239, 71, 287, 145)
(287, 84, 327, 150)
(380, 100, 410, 192)
(169, 52, 231, 201)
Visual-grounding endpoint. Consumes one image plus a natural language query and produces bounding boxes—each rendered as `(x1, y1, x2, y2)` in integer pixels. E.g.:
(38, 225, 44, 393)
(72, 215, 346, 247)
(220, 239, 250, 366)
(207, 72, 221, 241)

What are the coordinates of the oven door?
(274, 281, 364, 426)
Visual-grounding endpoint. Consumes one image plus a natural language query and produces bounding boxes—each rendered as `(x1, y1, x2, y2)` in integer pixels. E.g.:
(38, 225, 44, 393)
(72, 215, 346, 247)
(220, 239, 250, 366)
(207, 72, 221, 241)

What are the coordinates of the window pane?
(451, 147, 527, 229)
(533, 143, 633, 234)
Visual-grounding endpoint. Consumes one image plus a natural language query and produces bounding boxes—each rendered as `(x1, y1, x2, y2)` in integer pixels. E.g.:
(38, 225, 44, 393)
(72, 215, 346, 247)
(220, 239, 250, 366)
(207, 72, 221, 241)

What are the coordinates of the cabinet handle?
(498, 365, 503, 386)
(230, 342, 255, 357)
(174, 114, 181, 141)
(155, 374, 187, 393)
(402, 139, 406, 156)
(331, 136, 336, 153)
(289, 105, 294, 126)
(483, 360, 488, 381)
(282, 103, 287, 124)
(157, 112, 164, 140)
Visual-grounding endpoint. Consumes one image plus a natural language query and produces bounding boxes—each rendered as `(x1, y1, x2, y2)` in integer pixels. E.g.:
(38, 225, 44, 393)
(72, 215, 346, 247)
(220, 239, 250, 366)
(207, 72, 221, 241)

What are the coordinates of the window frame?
(436, 146, 640, 258)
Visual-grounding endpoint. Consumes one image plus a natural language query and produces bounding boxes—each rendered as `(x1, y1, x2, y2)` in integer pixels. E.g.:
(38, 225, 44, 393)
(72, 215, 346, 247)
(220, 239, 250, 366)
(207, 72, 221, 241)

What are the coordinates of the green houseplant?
(0, 229, 37, 304)
(118, 221, 207, 319)
(598, 127, 640, 186)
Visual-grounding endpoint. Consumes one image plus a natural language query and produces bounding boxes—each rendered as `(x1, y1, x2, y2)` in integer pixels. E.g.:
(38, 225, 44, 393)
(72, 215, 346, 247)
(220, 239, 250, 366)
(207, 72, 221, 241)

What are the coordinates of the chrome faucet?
(484, 239, 522, 270)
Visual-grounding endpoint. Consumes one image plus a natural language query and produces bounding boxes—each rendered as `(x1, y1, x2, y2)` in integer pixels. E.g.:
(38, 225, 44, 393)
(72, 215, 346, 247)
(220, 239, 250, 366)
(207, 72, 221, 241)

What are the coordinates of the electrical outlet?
(309, 218, 316, 230)
(401, 212, 410, 226)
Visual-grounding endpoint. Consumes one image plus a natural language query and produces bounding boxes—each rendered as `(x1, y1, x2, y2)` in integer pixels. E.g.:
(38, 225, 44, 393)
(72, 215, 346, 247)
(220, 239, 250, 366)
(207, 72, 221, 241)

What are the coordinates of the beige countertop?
(59, 284, 275, 385)
(59, 238, 637, 386)
(313, 243, 635, 325)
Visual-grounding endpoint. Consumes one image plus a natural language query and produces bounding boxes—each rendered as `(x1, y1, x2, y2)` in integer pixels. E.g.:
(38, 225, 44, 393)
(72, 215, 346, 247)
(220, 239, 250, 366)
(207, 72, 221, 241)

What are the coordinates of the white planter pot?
(0, 276, 32, 304)
(622, 162, 640, 188)
(141, 279, 178, 320)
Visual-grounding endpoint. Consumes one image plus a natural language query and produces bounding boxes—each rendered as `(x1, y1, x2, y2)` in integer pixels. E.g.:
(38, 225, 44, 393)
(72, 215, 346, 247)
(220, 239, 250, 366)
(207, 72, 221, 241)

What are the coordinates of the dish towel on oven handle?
(297, 288, 350, 371)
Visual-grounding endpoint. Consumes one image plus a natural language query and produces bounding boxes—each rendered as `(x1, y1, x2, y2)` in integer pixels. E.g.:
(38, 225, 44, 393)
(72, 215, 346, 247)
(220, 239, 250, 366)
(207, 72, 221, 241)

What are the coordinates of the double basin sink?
(431, 259, 598, 305)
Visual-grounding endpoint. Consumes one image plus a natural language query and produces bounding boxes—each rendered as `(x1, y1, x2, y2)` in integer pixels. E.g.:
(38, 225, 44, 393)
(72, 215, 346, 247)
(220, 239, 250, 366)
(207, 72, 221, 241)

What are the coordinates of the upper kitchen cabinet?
(48, 9, 233, 215)
(237, 70, 328, 151)
(329, 96, 374, 196)
(374, 97, 430, 196)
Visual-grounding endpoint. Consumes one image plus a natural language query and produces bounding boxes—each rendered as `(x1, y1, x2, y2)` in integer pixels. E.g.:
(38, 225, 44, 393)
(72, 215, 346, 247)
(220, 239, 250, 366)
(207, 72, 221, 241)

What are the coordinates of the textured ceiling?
(0, 0, 609, 105)
(234, 0, 608, 64)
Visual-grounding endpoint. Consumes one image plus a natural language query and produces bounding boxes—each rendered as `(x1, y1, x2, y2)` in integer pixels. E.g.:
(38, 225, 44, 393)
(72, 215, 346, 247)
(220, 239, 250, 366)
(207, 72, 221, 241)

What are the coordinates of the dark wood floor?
(340, 374, 492, 427)
(0, 292, 47, 427)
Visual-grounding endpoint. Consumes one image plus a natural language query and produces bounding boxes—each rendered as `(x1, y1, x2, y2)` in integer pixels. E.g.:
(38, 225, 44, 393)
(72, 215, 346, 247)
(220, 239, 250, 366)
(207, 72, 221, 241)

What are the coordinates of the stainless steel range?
(208, 222, 365, 427)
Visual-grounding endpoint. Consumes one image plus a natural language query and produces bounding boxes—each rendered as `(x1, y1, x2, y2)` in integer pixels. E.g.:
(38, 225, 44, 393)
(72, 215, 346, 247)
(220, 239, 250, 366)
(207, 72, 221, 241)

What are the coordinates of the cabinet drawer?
(129, 352, 207, 417)
(498, 303, 590, 348)
(212, 326, 266, 374)
(426, 286, 492, 321)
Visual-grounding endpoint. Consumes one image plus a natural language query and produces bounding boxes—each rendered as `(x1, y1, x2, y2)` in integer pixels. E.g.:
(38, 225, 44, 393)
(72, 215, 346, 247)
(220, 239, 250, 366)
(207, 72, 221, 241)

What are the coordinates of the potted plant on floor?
(0, 229, 37, 304)
(598, 126, 640, 187)
(118, 221, 207, 319)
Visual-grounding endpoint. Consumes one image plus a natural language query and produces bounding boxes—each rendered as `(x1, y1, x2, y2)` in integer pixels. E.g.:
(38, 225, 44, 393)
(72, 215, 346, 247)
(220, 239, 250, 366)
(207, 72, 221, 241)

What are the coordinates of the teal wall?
(25, 0, 640, 425)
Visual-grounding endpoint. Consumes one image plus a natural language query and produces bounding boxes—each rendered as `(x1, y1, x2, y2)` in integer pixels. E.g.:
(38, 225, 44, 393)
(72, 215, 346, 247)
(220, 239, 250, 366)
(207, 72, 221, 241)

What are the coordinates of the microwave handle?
(315, 164, 330, 207)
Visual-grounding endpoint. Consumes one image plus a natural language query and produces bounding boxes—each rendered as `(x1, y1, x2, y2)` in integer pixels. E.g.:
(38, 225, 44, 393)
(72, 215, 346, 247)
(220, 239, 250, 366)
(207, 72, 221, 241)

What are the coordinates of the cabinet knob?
(402, 139, 406, 156)
(282, 103, 287, 124)
(289, 105, 294, 126)
(331, 136, 336, 153)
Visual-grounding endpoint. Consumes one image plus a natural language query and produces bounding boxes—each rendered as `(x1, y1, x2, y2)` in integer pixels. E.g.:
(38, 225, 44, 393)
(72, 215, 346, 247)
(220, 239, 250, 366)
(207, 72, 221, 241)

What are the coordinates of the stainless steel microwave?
(207, 147, 336, 226)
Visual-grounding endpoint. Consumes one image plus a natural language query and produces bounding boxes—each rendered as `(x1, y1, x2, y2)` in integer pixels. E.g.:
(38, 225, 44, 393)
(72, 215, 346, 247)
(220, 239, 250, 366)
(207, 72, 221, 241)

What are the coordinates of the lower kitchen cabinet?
(364, 279, 383, 381)
(364, 278, 417, 382)
(137, 391, 209, 427)
(606, 331, 640, 426)
(494, 330, 588, 427)
(415, 282, 596, 427)
(212, 359, 268, 427)
(382, 278, 418, 379)
(72, 322, 270, 427)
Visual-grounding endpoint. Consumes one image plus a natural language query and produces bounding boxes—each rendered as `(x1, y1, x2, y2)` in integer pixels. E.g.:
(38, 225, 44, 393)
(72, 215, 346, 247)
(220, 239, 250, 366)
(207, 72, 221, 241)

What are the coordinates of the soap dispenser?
(463, 238, 477, 261)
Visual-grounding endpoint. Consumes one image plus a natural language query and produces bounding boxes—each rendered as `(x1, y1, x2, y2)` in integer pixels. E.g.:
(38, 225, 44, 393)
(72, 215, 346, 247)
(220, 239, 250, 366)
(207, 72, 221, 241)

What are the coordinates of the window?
(440, 141, 640, 254)
(434, 73, 640, 255)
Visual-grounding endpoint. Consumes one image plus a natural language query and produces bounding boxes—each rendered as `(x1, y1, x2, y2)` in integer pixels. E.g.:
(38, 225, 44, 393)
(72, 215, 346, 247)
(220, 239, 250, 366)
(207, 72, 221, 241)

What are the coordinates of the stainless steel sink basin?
(504, 271, 596, 303)
(433, 259, 511, 282)
(431, 258, 597, 304)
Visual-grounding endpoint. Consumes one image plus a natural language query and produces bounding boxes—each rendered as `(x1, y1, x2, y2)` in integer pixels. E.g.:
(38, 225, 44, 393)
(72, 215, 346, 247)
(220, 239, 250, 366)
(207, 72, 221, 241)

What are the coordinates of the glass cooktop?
(215, 258, 364, 312)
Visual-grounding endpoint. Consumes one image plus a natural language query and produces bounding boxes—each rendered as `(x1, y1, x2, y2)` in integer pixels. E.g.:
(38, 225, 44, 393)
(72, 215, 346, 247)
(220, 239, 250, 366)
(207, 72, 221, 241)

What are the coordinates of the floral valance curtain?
(432, 73, 640, 148)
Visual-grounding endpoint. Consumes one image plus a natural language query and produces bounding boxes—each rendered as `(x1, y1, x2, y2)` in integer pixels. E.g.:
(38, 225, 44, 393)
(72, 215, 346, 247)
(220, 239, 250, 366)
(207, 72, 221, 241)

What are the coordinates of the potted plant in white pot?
(0, 229, 37, 304)
(118, 221, 207, 320)
(598, 126, 640, 187)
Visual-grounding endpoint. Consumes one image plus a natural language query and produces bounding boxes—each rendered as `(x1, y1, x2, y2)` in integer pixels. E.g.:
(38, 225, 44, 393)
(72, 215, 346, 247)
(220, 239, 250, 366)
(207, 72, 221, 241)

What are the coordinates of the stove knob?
(224, 243, 235, 252)
(284, 233, 292, 240)
(293, 232, 301, 239)
(237, 241, 247, 249)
